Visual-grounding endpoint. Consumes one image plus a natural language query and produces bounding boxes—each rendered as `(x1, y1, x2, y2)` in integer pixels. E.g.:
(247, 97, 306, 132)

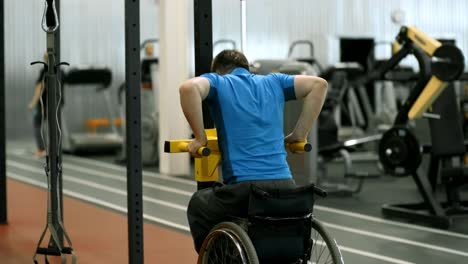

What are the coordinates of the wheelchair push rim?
(198, 222, 259, 264)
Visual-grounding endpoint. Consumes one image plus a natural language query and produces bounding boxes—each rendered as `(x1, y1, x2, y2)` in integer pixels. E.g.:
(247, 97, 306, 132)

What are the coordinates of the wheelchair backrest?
(247, 184, 316, 263)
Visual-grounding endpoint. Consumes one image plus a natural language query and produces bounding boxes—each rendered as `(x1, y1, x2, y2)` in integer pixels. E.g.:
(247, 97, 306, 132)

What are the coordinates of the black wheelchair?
(197, 184, 344, 264)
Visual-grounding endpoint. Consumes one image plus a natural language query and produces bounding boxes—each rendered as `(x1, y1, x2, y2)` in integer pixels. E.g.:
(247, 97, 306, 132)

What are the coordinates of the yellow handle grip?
(164, 140, 211, 156)
(177, 142, 211, 156)
(286, 142, 312, 152)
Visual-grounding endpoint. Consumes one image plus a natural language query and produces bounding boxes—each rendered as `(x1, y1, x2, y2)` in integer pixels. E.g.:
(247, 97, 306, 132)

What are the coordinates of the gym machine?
(287, 40, 324, 74)
(164, 129, 311, 189)
(316, 63, 383, 196)
(61, 67, 123, 154)
(251, 40, 322, 77)
(364, 26, 465, 228)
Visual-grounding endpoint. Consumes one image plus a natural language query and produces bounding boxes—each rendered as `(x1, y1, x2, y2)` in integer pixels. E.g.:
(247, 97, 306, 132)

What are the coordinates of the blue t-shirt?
(201, 67, 296, 184)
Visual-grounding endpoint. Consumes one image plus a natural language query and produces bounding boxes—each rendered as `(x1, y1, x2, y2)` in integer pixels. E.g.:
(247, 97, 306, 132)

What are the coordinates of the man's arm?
(285, 75, 328, 143)
(179, 77, 211, 156)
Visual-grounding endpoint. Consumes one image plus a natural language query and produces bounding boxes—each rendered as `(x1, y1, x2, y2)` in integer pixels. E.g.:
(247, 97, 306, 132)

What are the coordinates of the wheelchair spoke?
(313, 230, 320, 261)
(310, 227, 336, 264)
(318, 240, 327, 262)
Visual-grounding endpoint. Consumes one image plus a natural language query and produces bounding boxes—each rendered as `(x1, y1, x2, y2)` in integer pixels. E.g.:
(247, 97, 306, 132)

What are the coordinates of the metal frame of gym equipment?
(0, 0, 6, 225)
(194, 0, 215, 190)
(194, 0, 214, 123)
(367, 26, 465, 229)
(125, 1, 144, 263)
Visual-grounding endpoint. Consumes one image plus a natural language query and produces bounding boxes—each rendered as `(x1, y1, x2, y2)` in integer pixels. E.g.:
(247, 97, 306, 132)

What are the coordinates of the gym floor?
(3, 140, 468, 264)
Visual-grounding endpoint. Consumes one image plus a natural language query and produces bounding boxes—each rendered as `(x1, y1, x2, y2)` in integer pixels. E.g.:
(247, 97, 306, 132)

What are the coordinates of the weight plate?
(378, 126, 421, 177)
(432, 45, 465, 82)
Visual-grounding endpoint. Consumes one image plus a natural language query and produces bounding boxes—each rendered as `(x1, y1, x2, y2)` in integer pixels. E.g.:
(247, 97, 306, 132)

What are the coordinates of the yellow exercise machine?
(359, 26, 465, 176)
(164, 129, 219, 186)
(363, 26, 465, 228)
(164, 128, 311, 189)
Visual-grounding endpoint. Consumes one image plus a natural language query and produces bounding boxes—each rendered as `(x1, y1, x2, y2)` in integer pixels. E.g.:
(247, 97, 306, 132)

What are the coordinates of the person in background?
(27, 52, 64, 157)
(28, 52, 48, 157)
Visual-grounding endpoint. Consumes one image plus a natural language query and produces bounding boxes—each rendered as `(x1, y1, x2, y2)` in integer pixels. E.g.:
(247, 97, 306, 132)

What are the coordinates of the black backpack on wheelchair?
(248, 184, 317, 264)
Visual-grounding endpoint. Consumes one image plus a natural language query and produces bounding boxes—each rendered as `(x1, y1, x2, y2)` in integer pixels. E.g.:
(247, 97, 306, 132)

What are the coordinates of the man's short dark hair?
(211, 49, 249, 74)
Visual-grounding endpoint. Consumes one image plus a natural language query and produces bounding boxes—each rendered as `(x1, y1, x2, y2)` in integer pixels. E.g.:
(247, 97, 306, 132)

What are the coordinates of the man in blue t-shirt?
(179, 50, 328, 252)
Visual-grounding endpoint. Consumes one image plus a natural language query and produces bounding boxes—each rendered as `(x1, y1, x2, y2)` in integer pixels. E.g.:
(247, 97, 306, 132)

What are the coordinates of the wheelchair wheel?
(198, 222, 259, 264)
(309, 218, 344, 264)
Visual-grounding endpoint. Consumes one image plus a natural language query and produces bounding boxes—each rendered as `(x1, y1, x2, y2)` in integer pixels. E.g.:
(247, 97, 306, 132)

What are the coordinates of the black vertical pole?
(194, 0, 215, 190)
(194, 0, 214, 129)
(0, 0, 7, 225)
(125, 1, 144, 263)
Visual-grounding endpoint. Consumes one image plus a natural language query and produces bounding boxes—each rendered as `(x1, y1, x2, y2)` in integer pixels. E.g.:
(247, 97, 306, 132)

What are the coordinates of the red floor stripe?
(0, 178, 197, 263)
